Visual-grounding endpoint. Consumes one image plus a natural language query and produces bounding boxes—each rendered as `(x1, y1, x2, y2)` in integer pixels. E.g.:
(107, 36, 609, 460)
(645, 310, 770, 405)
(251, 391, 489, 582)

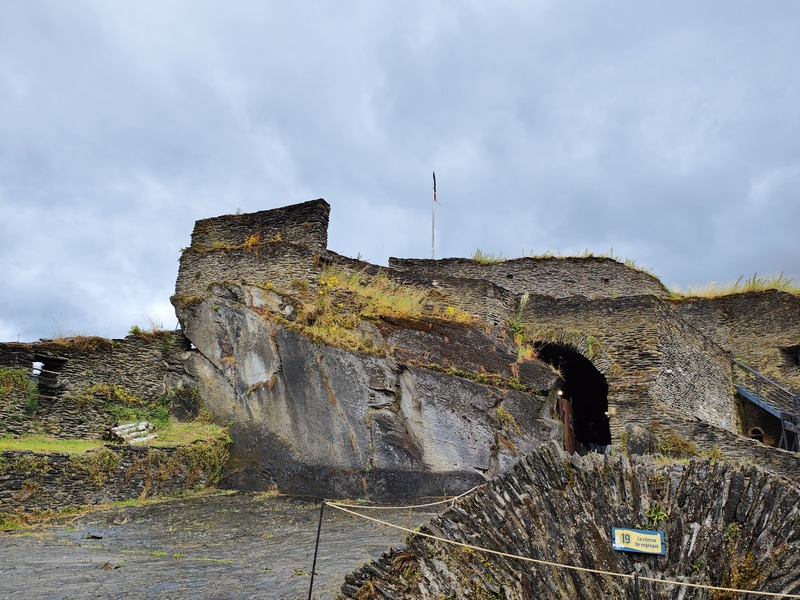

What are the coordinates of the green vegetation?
(152, 419, 228, 446)
(0, 436, 105, 453)
(495, 406, 522, 435)
(645, 504, 669, 528)
(472, 247, 658, 278)
(272, 264, 432, 353)
(0, 409, 224, 454)
(712, 522, 763, 599)
(45, 336, 114, 353)
(171, 293, 206, 310)
(0, 367, 38, 414)
(66, 383, 171, 428)
(671, 272, 799, 298)
(69, 447, 123, 486)
(471, 249, 506, 264)
(181, 230, 284, 256)
(426, 364, 529, 392)
(648, 422, 699, 459)
(0, 367, 31, 398)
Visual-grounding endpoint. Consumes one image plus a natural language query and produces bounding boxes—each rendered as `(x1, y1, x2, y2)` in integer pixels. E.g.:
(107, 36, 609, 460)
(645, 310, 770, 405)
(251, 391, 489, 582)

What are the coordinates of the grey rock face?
(176, 283, 558, 499)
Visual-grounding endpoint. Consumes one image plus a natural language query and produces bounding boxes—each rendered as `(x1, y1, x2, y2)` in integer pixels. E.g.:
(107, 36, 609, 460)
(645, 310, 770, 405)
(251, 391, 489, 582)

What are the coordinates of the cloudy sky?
(1, 1, 799, 342)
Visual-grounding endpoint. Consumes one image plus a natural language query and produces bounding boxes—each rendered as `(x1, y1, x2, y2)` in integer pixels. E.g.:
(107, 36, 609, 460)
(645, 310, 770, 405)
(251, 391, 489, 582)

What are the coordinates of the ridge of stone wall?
(389, 255, 670, 300)
(0, 439, 228, 518)
(341, 443, 800, 599)
(189, 198, 329, 253)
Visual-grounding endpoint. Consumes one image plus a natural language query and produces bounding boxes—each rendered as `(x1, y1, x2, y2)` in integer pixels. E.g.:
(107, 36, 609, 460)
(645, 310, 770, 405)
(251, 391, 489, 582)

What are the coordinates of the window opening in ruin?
(33, 353, 68, 399)
(748, 427, 765, 443)
(535, 342, 611, 453)
(781, 345, 800, 368)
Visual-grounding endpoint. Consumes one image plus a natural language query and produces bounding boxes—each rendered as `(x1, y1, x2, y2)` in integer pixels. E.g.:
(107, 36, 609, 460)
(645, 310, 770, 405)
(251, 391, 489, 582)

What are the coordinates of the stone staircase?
(733, 358, 800, 451)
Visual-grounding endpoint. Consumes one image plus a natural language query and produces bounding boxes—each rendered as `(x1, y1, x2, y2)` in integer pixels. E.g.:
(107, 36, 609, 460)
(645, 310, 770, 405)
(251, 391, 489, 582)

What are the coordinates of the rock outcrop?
(176, 281, 560, 499)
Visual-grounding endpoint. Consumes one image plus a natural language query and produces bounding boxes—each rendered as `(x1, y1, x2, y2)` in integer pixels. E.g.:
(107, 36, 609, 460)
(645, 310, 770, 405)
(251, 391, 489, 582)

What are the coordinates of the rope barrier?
(326, 502, 800, 599)
(326, 485, 481, 511)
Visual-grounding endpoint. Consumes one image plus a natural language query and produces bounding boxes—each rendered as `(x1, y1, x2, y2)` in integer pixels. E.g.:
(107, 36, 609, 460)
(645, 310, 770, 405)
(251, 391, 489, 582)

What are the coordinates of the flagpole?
(432, 171, 436, 259)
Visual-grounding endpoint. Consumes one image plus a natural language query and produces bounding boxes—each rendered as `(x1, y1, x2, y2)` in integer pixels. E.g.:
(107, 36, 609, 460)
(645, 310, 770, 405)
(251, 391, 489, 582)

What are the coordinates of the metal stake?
(307, 501, 325, 600)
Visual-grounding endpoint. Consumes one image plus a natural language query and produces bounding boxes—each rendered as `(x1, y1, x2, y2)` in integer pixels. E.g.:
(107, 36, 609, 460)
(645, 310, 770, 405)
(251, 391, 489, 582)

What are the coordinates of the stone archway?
(535, 342, 610, 453)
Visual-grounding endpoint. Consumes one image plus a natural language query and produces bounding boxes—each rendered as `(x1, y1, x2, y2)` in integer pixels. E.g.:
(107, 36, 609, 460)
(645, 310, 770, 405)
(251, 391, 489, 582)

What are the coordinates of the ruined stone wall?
(523, 295, 663, 440)
(342, 444, 800, 599)
(324, 252, 517, 326)
(175, 199, 330, 298)
(175, 242, 320, 299)
(0, 379, 118, 439)
(0, 332, 191, 439)
(389, 256, 669, 299)
(188, 198, 329, 254)
(522, 295, 736, 436)
(673, 291, 800, 393)
(0, 439, 227, 517)
(650, 302, 736, 431)
(621, 411, 800, 483)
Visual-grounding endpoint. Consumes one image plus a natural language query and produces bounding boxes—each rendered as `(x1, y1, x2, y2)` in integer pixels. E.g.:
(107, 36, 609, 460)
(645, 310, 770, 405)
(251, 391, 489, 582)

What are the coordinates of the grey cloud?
(2, 1, 799, 340)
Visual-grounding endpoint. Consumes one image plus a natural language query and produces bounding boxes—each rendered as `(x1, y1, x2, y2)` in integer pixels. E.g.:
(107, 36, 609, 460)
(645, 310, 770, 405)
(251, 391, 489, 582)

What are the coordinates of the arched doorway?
(535, 342, 611, 453)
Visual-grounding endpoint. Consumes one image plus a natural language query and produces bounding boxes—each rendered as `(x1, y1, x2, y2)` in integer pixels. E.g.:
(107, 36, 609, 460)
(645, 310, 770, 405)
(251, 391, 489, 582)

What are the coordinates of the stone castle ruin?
(3, 198, 800, 596)
(167, 198, 800, 488)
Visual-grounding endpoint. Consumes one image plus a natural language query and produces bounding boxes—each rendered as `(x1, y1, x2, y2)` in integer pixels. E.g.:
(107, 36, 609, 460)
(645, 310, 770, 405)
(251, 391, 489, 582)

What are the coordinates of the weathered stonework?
(0, 439, 228, 519)
(341, 444, 800, 599)
(673, 291, 800, 393)
(0, 332, 192, 439)
(165, 199, 798, 498)
(389, 256, 670, 300)
(522, 294, 736, 437)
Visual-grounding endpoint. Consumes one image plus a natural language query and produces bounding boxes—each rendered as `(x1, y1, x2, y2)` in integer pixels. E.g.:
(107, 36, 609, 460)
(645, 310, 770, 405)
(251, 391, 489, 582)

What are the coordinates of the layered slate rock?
(341, 443, 800, 599)
(175, 282, 560, 499)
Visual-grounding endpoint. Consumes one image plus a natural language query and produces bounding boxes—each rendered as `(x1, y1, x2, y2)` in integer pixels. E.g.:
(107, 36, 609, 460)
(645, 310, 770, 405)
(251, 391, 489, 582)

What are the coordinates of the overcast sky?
(1, 1, 799, 342)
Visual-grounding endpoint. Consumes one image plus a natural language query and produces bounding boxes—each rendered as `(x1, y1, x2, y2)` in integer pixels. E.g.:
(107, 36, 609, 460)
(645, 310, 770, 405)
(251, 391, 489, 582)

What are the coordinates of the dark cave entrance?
(534, 342, 611, 453)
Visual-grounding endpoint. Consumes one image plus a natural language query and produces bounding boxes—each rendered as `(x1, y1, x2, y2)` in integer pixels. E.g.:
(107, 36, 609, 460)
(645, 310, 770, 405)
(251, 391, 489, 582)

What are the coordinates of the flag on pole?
(433, 171, 437, 203)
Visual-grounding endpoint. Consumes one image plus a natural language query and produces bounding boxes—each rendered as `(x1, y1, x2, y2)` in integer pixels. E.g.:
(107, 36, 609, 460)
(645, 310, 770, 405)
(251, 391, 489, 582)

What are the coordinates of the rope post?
(633, 572, 641, 600)
(307, 500, 325, 600)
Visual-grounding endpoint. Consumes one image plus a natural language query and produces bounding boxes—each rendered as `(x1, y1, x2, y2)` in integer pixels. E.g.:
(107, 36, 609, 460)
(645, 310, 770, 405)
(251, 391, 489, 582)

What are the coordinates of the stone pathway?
(0, 491, 440, 599)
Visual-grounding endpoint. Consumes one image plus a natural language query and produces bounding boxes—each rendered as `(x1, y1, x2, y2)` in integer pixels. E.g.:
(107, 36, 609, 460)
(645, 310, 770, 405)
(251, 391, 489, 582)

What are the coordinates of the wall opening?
(781, 345, 800, 368)
(748, 427, 765, 443)
(33, 353, 68, 399)
(535, 342, 611, 453)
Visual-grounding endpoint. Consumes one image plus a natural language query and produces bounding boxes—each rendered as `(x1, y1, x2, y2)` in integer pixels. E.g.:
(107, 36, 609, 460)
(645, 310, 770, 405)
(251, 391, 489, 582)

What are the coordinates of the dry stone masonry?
(341, 444, 800, 599)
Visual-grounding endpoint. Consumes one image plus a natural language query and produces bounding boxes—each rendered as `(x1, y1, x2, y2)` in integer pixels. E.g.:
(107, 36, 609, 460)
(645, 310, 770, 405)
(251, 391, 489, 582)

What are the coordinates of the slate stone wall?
(521, 295, 736, 437)
(673, 291, 800, 393)
(174, 199, 330, 298)
(0, 439, 228, 517)
(389, 256, 670, 299)
(342, 443, 800, 599)
(189, 198, 329, 254)
(0, 332, 191, 439)
(174, 241, 321, 299)
(650, 302, 735, 430)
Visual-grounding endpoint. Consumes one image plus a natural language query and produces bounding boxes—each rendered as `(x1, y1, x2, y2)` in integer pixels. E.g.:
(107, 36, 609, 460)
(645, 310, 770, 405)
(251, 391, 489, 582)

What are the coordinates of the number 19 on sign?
(612, 527, 665, 555)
